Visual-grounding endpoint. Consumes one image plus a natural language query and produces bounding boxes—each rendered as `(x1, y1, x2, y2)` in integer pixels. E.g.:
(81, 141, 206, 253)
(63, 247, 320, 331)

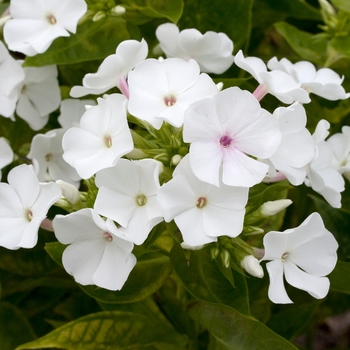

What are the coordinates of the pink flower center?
(104, 134, 112, 148)
(196, 197, 207, 209)
(103, 232, 113, 241)
(46, 14, 57, 25)
(164, 95, 176, 107)
(26, 209, 33, 222)
(220, 135, 232, 148)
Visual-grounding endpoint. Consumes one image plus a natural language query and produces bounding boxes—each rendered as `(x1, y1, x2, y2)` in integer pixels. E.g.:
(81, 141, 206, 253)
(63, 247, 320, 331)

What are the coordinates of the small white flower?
(268, 57, 350, 101)
(183, 87, 281, 188)
(261, 212, 338, 304)
(28, 129, 81, 187)
(4, 0, 87, 56)
(157, 155, 249, 247)
(16, 64, 61, 130)
(234, 50, 310, 104)
(53, 208, 136, 291)
(128, 58, 218, 129)
(94, 159, 163, 245)
(62, 94, 133, 179)
(0, 164, 61, 249)
(70, 39, 148, 98)
(155, 23, 234, 74)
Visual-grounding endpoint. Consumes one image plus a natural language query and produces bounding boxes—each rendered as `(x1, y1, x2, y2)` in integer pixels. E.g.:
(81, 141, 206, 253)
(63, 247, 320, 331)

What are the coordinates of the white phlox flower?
(4, 0, 87, 56)
(155, 23, 234, 74)
(52, 208, 136, 291)
(268, 57, 350, 101)
(94, 158, 163, 245)
(183, 87, 282, 188)
(327, 126, 350, 180)
(261, 212, 338, 304)
(127, 57, 218, 129)
(0, 137, 14, 179)
(70, 39, 148, 98)
(234, 50, 310, 104)
(0, 164, 61, 249)
(58, 98, 96, 129)
(305, 120, 345, 208)
(157, 155, 249, 247)
(28, 129, 81, 187)
(16, 64, 61, 130)
(266, 103, 315, 185)
(62, 94, 133, 179)
(0, 41, 24, 118)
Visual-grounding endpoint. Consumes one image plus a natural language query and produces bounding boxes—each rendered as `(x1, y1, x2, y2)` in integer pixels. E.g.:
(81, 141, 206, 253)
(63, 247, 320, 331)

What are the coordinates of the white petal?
(284, 260, 330, 299)
(266, 260, 293, 304)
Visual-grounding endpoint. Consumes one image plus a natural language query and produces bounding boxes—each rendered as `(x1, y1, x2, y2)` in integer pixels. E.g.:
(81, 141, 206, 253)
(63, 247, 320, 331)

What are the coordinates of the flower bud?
(220, 249, 230, 268)
(111, 5, 126, 15)
(56, 180, 80, 205)
(241, 255, 264, 278)
(216, 82, 224, 91)
(93, 11, 106, 22)
(260, 199, 292, 216)
(171, 154, 182, 166)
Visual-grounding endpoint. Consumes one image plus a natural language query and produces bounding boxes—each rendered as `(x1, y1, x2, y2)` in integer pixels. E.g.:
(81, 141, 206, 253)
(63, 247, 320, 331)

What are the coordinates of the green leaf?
(267, 302, 319, 340)
(188, 301, 298, 350)
(329, 260, 350, 294)
(24, 17, 132, 67)
(170, 244, 250, 315)
(0, 302, 36, 350)
(329, 35, 350, 60)
(274, 22, 328, 65)
(122, 0, 184, 23)
(178, 0, 253, 51)
(16, 309, 187, 350)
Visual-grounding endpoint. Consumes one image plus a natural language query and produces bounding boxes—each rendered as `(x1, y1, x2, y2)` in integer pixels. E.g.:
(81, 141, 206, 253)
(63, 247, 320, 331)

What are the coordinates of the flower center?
(135, 193, 147, 206)
(46, 14, 57, 25)
(281, 252, 289, 262)
(164, 95, 176, 107)
(196, 197, 207, 209)
(220, 135, 232, 148)
(26, 209, 33, 222)
(21, 84, 27, 94)
(45, 153, 53, 162)
(104, 134, 112, 148)
(103, 232, 113, 241)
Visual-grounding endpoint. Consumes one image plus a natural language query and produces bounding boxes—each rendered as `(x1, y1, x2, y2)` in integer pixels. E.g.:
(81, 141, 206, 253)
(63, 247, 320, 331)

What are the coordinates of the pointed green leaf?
(24, 17, 133, 67)
(188, 301, 298, 350)
(170, 244, 250, 315)
(0, 302, 36, 350)
(274, 22, 328, 65)
(16, 310, 187, 350)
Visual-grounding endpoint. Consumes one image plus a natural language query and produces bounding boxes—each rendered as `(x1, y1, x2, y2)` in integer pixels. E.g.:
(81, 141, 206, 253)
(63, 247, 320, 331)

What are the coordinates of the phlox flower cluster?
(0, 1, 349, 304)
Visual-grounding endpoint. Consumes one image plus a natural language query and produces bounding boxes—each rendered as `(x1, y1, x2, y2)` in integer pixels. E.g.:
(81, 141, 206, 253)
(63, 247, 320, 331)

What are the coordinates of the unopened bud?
(210, 247, 220, 260)
(171, 154, 182, 166)
(0, 15, 11, 27)
(56, 180, 80, 205)
(260, 199, 292, 216)
(216, 82, 224, 91)
(221, 249, 230, 268)
(93, 11, 106, 22)
(181, 242, 204, 250)
(111, 5, 126, 15)
(241, 255, 264, 278)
